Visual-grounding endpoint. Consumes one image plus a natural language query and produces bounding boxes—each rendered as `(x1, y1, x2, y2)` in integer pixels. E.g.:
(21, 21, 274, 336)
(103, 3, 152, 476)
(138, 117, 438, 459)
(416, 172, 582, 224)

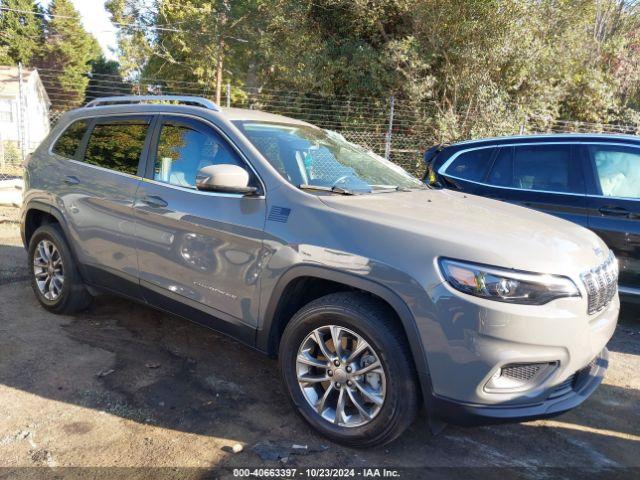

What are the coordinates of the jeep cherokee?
(21, 96, 619, 446)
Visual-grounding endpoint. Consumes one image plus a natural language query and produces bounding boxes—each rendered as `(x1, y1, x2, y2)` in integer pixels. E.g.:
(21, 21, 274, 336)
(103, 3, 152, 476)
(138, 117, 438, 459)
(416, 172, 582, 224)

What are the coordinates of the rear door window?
(52, 120, 89, 159)
(487, 147, 513, 186)
(444, 147, 495, 182)
(588, 145, 640, 199)
(487, 144, 583, 193)
(82, 117, 150, 175)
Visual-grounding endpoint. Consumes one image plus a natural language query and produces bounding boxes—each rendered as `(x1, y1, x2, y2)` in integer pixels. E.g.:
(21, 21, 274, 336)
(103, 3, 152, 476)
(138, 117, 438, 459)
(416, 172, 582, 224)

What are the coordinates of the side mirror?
(195, 164, 259, 195)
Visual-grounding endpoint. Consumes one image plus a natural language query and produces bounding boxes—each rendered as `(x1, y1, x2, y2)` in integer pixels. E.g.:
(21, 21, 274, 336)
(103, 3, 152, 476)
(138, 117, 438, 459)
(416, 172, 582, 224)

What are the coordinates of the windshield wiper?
(299, 184, 356, 195)
(370, 185, 421, 194)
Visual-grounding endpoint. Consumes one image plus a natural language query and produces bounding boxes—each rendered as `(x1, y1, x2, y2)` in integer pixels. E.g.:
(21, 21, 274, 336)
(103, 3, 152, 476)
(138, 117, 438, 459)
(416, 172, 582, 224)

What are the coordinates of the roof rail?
(85, 95, 221, 111)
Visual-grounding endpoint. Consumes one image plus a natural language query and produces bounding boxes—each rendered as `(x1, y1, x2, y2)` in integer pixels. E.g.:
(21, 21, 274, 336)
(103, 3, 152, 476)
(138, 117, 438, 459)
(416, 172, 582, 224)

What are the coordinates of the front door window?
(153, 120, 244, 188)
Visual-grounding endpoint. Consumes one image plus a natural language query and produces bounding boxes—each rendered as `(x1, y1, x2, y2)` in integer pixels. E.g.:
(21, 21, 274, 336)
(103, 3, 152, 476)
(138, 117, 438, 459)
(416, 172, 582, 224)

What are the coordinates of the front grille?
(581, 252, 618, 315)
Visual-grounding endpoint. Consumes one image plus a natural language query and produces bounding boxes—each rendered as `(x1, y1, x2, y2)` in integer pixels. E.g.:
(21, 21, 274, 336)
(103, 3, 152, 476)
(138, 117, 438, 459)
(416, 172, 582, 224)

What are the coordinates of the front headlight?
(438, 258, 580, 305)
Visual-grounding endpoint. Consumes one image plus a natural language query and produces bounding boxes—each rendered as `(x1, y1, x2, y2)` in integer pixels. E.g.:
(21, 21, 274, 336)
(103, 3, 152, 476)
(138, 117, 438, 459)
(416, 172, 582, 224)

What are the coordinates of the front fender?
(257, 249, 437, 413)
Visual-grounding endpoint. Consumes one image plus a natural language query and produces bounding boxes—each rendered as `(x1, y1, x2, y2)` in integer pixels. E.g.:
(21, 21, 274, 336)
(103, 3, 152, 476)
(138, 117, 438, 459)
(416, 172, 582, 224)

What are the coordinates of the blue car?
(424, 134, 640, 303)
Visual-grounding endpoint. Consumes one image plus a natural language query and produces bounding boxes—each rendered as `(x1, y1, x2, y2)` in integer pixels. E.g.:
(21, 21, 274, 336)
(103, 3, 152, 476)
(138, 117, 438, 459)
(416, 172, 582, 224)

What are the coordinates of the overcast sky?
(38, 0, 118, 60)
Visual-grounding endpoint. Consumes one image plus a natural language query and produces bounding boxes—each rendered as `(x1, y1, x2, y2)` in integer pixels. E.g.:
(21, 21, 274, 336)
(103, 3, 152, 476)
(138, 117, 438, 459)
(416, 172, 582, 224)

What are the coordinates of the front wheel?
(279, 292, 418, 447)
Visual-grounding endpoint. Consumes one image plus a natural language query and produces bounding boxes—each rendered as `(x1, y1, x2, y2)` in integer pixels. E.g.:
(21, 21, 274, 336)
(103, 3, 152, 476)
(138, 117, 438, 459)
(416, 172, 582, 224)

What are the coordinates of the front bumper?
(431, 347, 609, 425)
(423, 278, 618, 406)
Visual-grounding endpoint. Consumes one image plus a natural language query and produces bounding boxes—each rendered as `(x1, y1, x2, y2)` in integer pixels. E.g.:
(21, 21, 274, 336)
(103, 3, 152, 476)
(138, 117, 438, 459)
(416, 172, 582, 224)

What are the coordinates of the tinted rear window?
(487, 144, 582, 193)
(83, 119, 149, 175)
(445, 147, 495, 182)
(52, 120, 88, 159)
(487, 147, 513, 186)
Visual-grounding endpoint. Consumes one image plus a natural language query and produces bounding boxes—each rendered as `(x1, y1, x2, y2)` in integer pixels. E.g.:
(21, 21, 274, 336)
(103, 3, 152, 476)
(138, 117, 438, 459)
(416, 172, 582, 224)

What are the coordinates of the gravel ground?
(0, 220, 638, 480)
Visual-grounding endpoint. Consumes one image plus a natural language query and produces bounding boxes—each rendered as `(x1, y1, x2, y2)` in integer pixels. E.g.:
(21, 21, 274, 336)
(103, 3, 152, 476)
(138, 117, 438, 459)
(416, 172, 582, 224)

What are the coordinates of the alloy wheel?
(296, 325, 386, 427)
(33, 239, 64, 301)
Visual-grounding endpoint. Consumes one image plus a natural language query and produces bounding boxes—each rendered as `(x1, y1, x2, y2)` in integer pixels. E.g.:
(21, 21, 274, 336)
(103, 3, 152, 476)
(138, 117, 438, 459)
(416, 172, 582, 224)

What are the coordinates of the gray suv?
(21, 96, 619, 446)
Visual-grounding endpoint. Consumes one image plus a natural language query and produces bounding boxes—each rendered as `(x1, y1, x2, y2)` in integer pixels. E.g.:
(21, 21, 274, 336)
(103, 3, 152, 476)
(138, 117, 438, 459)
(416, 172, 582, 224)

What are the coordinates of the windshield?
(234, 121, 425, 193)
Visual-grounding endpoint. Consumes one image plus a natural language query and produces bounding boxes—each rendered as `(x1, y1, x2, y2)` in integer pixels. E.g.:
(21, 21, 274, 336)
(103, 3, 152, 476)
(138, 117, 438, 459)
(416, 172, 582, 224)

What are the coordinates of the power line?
(36, 67, 434, 107)
(29, 71, 640, 137)
(0, 6, 241, 37)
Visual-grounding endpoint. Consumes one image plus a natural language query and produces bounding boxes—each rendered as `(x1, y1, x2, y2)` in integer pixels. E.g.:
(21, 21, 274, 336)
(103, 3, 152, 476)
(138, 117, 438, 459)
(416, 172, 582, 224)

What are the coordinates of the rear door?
(134, 114, 266, 338)
(53, 115, 153, 296)
(477, 143, 589, 227)
(582, 143, 640, 292)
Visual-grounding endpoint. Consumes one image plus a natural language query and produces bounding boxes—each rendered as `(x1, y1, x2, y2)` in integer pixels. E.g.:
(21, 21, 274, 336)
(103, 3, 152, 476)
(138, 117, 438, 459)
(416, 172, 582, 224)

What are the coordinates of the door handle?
(598, 206, 630, 217)
(140, 195, 168, 209)
(64, 175, 80, 185)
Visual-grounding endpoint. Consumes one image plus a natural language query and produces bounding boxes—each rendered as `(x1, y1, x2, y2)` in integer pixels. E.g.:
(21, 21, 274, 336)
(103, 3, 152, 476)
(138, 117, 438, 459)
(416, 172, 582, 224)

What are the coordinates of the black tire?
(279, 292, 418, 447)
(28, 223, 92, 314)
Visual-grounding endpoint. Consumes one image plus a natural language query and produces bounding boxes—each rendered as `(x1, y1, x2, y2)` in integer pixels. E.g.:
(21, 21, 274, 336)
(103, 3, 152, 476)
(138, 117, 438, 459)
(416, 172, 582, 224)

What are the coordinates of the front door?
(134, 115, 266, 335)
(582, 143, 640, 292)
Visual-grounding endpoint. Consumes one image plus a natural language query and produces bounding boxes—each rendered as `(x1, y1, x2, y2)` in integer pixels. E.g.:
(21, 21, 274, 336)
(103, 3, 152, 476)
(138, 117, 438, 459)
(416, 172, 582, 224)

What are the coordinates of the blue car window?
(445, 147, 495, 182)
(512, 145, 572, 192)
(488, 144, 580, 193)
(487, 147, 513, 186)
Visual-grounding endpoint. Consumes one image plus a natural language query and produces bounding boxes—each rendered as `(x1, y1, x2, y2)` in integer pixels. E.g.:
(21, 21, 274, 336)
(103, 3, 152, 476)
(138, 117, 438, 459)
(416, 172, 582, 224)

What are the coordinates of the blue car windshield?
(234, 121, 425, 193)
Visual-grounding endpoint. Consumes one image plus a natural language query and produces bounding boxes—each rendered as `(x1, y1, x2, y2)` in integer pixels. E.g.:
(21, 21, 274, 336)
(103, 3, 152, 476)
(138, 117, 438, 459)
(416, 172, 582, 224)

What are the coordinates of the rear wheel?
(279, 292, 418, 447)
(28, 224, 92, 314)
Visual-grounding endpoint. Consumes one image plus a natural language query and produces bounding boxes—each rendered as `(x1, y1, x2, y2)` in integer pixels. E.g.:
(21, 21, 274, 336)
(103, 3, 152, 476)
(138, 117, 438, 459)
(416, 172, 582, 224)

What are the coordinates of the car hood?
(318, 188, 608, 277)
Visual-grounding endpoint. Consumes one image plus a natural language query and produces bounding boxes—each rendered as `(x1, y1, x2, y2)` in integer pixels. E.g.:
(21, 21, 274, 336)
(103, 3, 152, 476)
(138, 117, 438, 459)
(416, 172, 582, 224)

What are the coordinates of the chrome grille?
(581, 252, 618, 315)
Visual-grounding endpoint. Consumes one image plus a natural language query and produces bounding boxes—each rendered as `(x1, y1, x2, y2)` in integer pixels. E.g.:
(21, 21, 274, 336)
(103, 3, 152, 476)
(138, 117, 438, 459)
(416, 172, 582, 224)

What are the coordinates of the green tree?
(0, 0, 44, 65)
(84, 55, 130, 103)
(109, 0, 264, 103)
(37, 0, 102, 110)
(105, 0, 153, 80)
(108, 0, 640, 141)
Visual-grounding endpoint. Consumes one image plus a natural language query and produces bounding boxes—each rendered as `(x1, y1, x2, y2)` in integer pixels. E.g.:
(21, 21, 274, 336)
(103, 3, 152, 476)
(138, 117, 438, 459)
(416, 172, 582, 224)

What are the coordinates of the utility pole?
(384, 95, 395, 161)
(215, 1, 230, 105)
(215, 37, 225, 105)
(17, 63, 27, 163)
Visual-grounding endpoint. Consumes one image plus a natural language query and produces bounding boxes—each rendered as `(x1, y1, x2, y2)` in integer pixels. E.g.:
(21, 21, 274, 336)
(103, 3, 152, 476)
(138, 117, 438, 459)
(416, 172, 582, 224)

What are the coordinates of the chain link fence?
(3, 65, 640, 222)
(0, 140, 25, 222)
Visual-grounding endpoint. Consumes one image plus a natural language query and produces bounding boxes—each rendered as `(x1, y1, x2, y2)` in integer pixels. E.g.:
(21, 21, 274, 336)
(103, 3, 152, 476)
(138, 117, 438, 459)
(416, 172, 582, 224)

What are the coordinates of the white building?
(0, 65, 51, 153)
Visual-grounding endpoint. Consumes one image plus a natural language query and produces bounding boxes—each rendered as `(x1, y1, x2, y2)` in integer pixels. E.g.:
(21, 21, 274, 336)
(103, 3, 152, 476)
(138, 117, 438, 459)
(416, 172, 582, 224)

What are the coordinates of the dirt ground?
(0, 220, 638, 480)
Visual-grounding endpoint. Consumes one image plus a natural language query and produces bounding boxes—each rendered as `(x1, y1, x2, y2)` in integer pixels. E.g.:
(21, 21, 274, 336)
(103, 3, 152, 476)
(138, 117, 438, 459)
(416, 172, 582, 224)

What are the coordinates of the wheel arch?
(22, 201, 81, 266)
(258, 265, 434, 402)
